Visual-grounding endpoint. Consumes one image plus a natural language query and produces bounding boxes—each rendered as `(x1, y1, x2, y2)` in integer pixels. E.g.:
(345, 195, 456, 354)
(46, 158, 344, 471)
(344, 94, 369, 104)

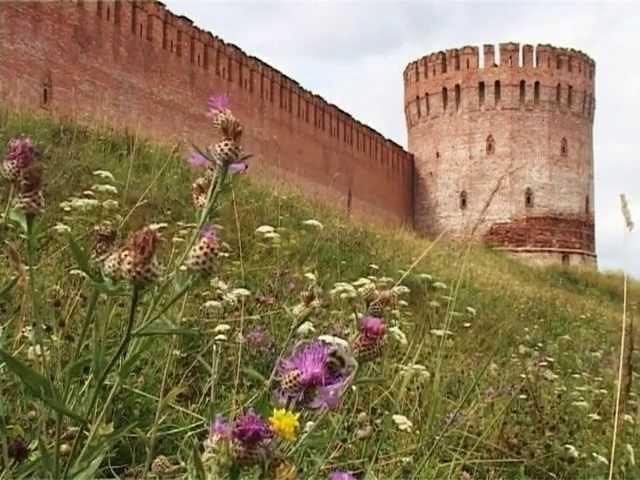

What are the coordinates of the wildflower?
(269, 408, 300, 441)
(185, 225, 219, 274)
(92, 169, 115, 181)
(296, 321, 316, 336)
(102, 199, 119, 210)
(592, 452, 608, 465)
(620, 193, 634, 232)
(275, 340, 356, 410)
(91, 183, 118, 194)
(191, 176, 211, 209)
(329, 471, 356, 480)
(352, 316, 386, 361)
(2, 136, 37, 182)
(392, 414, 413, 432)
(301, 219, 324, 230)
(92, 222, 117, 261)
(207, 94, 230, 115)
(245, 326, 272, 350)
(52, 222, 71, 234)
(213, 324, 232, 334)
(14, 166, 45, 215)
(231, 410, 273, 465)
(256, 225, 275, 235)
(187, 149, 211, 169)
(8, 437, 29, 464)
(564, 444, 580, 459)
(204, 415, 232, 449)
(231, 287, 251, 299)
(430, 329, 454, 337)
(103, 226, 160, 285)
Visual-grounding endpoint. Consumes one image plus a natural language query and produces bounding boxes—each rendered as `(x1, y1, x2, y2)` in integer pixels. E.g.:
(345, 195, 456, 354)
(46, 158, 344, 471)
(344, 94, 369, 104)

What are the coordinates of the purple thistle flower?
(6, 136, 37, 169)
(228, 158, 248, 174)
(309, 377, 351, 410)
(208, 94, 230, 114)
(329, 471, 356, 480)
(358, 316, 385, 339)
(200, 224, 218, 243)
(276, 340, 355, 410)
(232, 410, 273, 446)
(210, 415, 232, 441)
(245, 326, 271, 350)
(280, 341, 330, 388)
(187, 149, 211, 169)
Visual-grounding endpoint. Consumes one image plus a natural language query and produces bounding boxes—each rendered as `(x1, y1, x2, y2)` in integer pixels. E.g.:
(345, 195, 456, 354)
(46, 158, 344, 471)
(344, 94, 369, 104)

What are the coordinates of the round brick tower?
(404, 43, 596, 267)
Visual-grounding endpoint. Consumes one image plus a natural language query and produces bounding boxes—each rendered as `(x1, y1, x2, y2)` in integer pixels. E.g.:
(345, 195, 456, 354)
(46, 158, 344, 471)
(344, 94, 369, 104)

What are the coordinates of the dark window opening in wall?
(97, 0, 103, 17)
(560, 137, 568, 156)
(455, 84, 461, 112)
(416, 96, 421, 118)
(432, 66, 436, 76)
(561, 254, 570, 265)
(479, 81, 485, 106)
(508, 55, 513, 67)
(486, 134, 495, 155)
(436, 151, 440, 159)
(534, 81, 540, 105)
(568, 85, 573, 107)
(441, 55, 447, 73)
(177, 32, 182, 57)
(170, 40, 174, 52)
(466, 58, 470, 70)
(494, 80, 501, 105)
(415, 66, 420, 82)
(321, 110, 325, 130)
(525, 188, 534, 208)
(557, 57, 562, 69)
(139, 24, 143, 38)
(455, 53, 460, 70)
(197, 54, 201, 66)
(42, 87, 49, 106)
(106, 6, 110, 21)
(442, 87, 448, 112)
(425, 92, 430, 116)
(347, 188, 352, 216)
(304, 102, 309, 122)
(146, 14, 153, 41)
(459, 191, 468, 210)
(519, 80, 526, 105)
(585, 195, 590, 214)
(556, 83, 561, 104)
(568, 59, 572, 72)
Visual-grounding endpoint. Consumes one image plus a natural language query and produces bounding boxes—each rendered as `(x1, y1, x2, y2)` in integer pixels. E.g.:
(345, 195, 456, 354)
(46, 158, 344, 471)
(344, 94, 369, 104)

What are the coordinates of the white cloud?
(165, 0, 640, 276)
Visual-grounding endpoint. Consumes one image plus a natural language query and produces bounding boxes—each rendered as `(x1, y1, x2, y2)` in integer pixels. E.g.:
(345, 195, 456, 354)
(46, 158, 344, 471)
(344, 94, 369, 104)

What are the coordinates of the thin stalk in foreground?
(63, 285, 141, 477)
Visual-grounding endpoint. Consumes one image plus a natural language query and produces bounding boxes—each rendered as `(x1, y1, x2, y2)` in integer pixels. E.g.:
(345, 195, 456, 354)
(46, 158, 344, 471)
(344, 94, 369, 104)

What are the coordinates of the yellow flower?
(269, 408, 300, 441)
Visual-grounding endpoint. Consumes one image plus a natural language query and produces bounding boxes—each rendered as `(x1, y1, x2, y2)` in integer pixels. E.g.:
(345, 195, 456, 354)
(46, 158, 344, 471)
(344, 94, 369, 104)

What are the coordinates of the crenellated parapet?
(405, 42, 597, 267)
(404, 43, 595, 127)
(86, 0, 413, 181)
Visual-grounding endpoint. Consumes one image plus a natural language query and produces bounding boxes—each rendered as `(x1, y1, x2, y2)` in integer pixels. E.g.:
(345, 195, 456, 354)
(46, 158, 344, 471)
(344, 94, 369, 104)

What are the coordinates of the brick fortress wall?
(0, 1, 414, 227)
(404, 44, 596, 267)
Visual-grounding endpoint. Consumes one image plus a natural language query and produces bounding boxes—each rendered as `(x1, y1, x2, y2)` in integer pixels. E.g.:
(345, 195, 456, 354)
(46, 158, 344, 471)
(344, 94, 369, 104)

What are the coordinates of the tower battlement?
(405, 43, 596, 267)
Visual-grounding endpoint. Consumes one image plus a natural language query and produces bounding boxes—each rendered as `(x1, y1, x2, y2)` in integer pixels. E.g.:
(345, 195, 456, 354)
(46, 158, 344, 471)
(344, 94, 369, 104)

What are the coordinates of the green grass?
(0, 107, 638, 479)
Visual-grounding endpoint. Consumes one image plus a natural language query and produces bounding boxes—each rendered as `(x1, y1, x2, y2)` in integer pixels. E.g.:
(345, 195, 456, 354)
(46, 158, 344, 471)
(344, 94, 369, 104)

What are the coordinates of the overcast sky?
(164, 0, 639, 276)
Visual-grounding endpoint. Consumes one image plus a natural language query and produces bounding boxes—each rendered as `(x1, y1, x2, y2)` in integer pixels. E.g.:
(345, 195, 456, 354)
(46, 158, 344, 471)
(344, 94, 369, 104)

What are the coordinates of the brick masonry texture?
(0, 1, 414, 227)
(404, 43, 596, 266)
(0, 3, 596, 267)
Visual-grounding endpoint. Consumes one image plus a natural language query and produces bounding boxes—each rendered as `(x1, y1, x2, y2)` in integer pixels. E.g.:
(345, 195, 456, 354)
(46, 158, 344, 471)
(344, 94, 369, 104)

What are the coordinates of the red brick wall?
(0, 1, 414, 227)
(404, 43, 596, 265)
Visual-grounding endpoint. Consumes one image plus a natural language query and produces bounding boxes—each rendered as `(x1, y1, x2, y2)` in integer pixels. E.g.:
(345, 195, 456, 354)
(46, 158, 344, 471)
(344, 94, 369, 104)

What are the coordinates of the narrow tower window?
(442, 87, 448, 112)
(425, 93, 430, 116)
(534, 81, 540, 105)
(585, 195, 590, 214)
(568, 85, 573, 107)
(525, 188, 534, 208)
(519, 80, 526, 105)
(486, 134, 495, 155)
(441, 54, 447, 73)
(459, 191, 468, 210)
(455, 84, 461, 112)
(556, 83, 561, 105)
(416, 96, 421, 118)
(560, 137, 568, 156)
(494, 80, 501, 105)
(479, 81, 485, 106)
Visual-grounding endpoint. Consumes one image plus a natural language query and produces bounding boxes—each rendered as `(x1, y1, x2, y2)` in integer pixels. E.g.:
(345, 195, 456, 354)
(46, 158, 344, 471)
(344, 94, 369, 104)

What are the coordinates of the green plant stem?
(0, 414, 11, 473)
(71, 288, 100, 361)
(63, 285, 140, 478)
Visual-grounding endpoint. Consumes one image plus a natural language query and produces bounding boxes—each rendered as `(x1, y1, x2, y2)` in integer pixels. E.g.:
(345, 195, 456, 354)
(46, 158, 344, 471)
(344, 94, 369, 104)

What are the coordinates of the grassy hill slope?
(0, 108, 638, 479)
